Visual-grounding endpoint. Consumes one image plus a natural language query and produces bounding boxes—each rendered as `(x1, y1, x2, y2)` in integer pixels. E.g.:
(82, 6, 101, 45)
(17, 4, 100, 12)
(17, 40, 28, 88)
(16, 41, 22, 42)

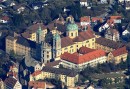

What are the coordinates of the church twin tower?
(36, 16, 78, 63)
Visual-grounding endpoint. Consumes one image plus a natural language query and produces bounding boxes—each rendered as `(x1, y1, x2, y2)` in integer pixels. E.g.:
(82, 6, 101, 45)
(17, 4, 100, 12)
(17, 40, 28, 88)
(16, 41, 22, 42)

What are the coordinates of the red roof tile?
(79, 46, 96, 54)
(80, 16, 90, 22)
(61, 49, 106, 64)
(110, 16, 122, 19)
(2, 16, 9, 21)
(61, 37, 75, 48)
(31, 70, 41, 76)
(29, 81, 46, 88)
(112, 46, 128, 57)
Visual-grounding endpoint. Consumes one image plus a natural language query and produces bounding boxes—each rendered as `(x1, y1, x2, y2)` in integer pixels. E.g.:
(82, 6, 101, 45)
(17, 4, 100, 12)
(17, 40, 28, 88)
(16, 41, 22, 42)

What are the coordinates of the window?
(86, 40, 89, 43)
(47, 55, 49, 58)
(71, 33, 73, 36)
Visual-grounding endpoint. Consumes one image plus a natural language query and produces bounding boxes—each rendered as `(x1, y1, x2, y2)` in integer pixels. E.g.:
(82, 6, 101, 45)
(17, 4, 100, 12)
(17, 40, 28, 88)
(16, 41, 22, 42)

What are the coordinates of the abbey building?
(5, 16, 97, 63)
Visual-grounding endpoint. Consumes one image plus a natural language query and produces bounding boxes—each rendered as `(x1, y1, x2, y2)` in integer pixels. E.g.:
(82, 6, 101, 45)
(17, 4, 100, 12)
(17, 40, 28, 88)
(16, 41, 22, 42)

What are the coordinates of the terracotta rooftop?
(96, 37, 124, 49)
(61, 49, 106, 64)
(1, 16, 9, 21)
(31, 70, 41, 77)
(73, 30, 95, 42)
(42, 66, 78, 77)
(80, 16, 90, 22)
(112, 46, 128, 57)
(61, 37, 75, 48)
(110, 16, 122, 19)
(29, 81, 46, 88)
(79, 46, 96, 54)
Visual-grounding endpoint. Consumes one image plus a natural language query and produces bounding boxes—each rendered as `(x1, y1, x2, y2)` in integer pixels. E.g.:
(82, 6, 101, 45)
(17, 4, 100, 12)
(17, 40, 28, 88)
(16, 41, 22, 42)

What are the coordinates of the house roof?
(42, 66, 78, 77)
(31, 70, 41, 77)
(112, 46, 128, 57)
(29, 81, 46, 88)
(6, 36, 15, 41)
(16, 36, 36, 49)
(61, 49, 106, 64)
(61, 37, 74, 48)
(80, 16, 90, 22)
(96, 37, 124, 49)
(110, 16, 122, 19)
(79, 46, 96, 54)
(22, 23, 46, 39)
(1, 16, 9, 20)
(73, 30, 95, 42)
(4, 77, 17, 88)
(45, 60, 61, 67)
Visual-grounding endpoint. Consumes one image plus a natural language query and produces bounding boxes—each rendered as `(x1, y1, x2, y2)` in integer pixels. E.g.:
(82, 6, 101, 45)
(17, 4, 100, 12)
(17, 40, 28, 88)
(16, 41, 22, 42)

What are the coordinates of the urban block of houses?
(29, 66, 78, 87)
(99, 16, 122, 32)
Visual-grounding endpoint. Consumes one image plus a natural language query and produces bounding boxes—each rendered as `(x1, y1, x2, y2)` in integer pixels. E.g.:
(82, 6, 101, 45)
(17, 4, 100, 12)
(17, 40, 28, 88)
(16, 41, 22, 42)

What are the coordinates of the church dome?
(53, 33, 60, 40)
(66, 23, 78, 31)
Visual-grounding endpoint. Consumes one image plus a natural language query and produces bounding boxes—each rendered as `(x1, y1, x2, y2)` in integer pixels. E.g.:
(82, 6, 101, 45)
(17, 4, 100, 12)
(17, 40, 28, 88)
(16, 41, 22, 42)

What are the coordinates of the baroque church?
(6, 15, 96, 64)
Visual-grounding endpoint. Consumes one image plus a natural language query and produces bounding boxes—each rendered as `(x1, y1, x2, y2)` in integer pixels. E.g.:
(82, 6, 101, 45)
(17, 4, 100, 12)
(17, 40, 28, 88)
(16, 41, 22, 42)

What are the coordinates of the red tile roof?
(31, 70, 41, 76)
(29, 81, 46, 88)
(80, 16, 90, 22)
(61, 37, 75, 48)
(73, 30, 95, 42)
(79, 46, 96, 54)
(1, 16, 9, 21)
(61, 49, 106, 64)
(112, 46, 128, 57)
(110, 16, 122, 19)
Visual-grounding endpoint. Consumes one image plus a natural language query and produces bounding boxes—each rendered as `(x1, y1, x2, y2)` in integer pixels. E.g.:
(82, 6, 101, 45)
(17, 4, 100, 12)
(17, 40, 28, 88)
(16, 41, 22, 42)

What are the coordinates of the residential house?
(4, 77, 22, 89)
(98, 16, 122, 32)
(30, 67, 79, 87)
(100, 0, 108, 4)
(96, 37, 124, 52)
(105, 28, 120, 41)
(13, 4, 25, 13)
(61, 48, 107, 71)
(107, 46, 128, 64)
(0, 16, 9, 23)
(3, 0, 15, 7)
(80, 0, 88, 7)
(0, 5, 6, 10)
(30, 2, 48, 10)
(122, 23, 130, 36)
(80, 16, 91, 28)
(125, 1, 130, 10)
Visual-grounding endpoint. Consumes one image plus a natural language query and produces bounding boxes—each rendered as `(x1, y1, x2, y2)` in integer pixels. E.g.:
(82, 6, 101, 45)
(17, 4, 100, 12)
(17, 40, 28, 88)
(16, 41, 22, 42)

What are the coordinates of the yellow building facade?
(30, 67, 78, 87)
